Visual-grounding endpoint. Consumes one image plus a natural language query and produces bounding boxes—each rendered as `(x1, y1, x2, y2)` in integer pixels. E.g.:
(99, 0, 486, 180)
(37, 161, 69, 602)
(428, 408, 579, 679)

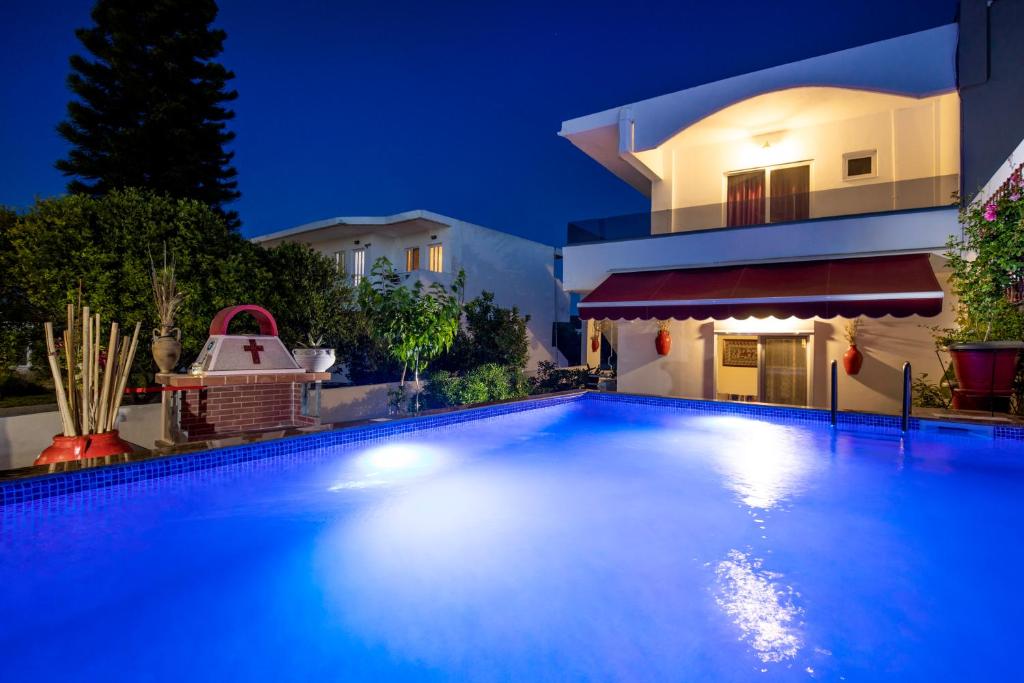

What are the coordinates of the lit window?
(334, 250, 346, 274)
(405, 247, 420, 272)
(428, 243, 443, 272)
(353, 248, 366, 284)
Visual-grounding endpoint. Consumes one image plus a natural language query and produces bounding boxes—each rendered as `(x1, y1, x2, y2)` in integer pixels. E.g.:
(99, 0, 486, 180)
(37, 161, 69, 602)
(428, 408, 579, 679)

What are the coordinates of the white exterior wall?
(563, 207, 959, 293)
(647, 89, 960, 221)
(257, 212, 569, 372)
(450, 220, 567, 371)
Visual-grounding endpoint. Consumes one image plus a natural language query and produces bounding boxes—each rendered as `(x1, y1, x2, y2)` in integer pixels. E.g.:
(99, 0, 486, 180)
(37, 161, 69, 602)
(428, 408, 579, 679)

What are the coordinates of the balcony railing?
(567, 174, 959, 245)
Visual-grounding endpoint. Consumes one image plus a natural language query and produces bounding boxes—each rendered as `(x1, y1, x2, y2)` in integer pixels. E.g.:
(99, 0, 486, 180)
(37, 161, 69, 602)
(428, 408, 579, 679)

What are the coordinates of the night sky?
(1, 0, 958, 244)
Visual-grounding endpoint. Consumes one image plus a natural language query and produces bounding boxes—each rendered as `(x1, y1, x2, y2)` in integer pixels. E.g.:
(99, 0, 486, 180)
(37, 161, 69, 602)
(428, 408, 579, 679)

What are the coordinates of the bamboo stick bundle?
(44, 322, 76, 437)
(41, 307, 142, 438)
(106, 322, 142, 432)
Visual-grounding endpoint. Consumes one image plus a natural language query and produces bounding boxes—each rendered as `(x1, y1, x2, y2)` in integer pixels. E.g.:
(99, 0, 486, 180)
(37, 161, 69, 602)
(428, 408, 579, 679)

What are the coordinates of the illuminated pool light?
(328, 443, 450, 492)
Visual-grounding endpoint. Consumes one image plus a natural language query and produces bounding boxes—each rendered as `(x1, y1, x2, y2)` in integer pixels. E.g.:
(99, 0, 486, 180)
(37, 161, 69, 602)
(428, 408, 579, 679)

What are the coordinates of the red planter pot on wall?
(843, 345, 863, 375)
(655, 329, 671, 356)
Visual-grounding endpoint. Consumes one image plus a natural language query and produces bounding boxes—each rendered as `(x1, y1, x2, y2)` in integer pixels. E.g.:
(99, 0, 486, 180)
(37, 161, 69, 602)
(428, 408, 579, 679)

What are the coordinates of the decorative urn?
(151, 325, 182, 374)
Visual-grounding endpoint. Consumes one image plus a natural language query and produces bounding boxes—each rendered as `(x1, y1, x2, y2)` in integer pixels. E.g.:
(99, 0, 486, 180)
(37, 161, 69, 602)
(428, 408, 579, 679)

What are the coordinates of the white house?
(254, 210, 571, 371)
(559, 25, 967, 413)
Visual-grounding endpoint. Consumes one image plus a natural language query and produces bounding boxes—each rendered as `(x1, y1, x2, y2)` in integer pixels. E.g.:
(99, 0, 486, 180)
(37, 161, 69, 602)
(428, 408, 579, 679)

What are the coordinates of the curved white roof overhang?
(559, 24, 959, 196)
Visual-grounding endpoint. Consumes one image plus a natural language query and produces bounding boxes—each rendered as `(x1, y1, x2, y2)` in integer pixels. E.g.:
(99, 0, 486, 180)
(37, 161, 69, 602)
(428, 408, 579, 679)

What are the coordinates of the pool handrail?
(830, 360, 838, 427)
(902, 362, 912, 432)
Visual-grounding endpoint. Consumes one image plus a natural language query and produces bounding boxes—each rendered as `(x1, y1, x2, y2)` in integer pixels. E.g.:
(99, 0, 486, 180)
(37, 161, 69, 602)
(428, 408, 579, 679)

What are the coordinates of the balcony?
(567, 174, 959, 244)
(562, 175, 961, 293)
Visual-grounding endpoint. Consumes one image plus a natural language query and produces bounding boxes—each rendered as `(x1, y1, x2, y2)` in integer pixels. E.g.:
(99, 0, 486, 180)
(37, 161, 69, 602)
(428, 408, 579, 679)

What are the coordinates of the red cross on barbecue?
(243, 339, 265, 364)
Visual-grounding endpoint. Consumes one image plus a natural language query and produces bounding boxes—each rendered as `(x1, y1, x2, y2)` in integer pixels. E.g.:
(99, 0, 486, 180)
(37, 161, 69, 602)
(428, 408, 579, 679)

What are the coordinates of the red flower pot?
(84, 430, 134, 459)
(591, 338, 600, 353)
(655, 329, 671, 356)
(36, 435, 89, 465)
(843, 344, 863, 375)
(948, 342, 1024, 412)
(35, 430, 134, 466)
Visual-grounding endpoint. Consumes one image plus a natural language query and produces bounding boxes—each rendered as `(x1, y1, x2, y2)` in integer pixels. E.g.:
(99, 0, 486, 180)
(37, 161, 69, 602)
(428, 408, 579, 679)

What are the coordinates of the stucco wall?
(649, 89, 959, 221)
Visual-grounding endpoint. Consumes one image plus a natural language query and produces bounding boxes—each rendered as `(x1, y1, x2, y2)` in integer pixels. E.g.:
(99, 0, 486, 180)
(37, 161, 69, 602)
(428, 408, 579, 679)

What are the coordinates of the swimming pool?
(1, 393, 1022, 681)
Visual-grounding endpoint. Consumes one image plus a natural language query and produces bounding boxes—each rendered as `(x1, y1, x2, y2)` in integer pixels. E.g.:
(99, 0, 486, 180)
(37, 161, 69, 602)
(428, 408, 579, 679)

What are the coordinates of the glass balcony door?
(760, 336, 808, 406)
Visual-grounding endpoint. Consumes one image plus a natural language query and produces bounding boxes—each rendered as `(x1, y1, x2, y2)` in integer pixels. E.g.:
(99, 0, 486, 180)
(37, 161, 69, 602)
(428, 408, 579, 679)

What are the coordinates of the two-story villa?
(560, 24, 964, 413)
(254, 210, 571, 370)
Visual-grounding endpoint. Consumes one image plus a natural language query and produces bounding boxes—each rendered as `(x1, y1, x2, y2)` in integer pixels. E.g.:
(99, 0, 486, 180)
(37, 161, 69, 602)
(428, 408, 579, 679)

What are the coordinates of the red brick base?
(180, 383, 318, 440)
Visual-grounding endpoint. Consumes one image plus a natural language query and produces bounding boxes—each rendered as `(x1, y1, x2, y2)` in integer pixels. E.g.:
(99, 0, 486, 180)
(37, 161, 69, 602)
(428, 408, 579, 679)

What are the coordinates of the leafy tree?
(56, 0, 240, 225)
(438, 291, 530, 373)
(358, 257, 464, 405)
(0, 208, 37, 381)
(259, 241, 358, 351)
(7, 190, 255, 377)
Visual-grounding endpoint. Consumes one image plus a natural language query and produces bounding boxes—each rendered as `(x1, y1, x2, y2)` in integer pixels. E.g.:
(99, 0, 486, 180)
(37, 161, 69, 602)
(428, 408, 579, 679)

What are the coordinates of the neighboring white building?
(254, 210, 570, 371)
(559, 25, 964, 413)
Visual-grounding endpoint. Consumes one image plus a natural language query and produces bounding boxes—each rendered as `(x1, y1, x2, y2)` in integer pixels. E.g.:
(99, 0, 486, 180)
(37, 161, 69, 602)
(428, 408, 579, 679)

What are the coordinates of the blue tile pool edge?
(0, 392, 584, 506)
(4, 390, 1023, 506)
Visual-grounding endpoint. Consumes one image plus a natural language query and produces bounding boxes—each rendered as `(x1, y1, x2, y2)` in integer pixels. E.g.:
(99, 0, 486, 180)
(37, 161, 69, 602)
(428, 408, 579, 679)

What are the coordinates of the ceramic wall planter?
(843, 344, 863, 375)
(655, 329, 671, 356)
(292, 347, 336, 373)
(152, 326, 182, 373)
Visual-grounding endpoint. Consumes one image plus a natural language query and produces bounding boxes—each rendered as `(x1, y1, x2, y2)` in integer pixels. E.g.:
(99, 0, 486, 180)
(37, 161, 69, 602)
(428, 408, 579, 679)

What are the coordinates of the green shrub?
(531, 360, 591, 394)
(422, 363, 529, 408)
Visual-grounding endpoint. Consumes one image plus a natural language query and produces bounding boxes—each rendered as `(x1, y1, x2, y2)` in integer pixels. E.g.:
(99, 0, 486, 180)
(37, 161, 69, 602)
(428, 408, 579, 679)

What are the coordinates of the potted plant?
(292, 332, 336, 373)
(655, 320, 671, 356)
(591, 320, 602, 353)
(37, 304, 143, 464)
(843, 318, 863, 375)
(940, 178, 1024, 411)
(150, 252, 184, 374)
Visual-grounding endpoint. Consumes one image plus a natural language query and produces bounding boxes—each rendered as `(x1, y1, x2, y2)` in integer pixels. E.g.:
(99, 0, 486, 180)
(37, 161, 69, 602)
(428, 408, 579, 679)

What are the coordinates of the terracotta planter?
(843, 344, 863, 375)
(152, 326, 182, 374)
(292, 347, 336, 373)
(948, 342, 1024, 412)
(36, 435, 89, 465)
(591, 338, 600, 353)
(655, 329, 671, 356)
(35, 430, 133, 465)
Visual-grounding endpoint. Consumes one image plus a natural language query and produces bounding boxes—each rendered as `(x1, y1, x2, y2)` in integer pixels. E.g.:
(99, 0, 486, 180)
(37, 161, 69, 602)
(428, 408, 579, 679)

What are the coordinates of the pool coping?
(2, 389, 1022, 506)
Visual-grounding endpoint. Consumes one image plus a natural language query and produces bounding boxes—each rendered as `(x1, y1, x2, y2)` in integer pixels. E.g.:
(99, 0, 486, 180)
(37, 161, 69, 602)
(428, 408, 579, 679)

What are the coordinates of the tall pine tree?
(56, 0, 240, 226)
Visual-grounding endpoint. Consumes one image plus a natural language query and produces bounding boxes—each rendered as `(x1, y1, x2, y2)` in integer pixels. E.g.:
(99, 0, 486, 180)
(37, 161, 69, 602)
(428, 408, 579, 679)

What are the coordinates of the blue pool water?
(1, 397, 1022, 681)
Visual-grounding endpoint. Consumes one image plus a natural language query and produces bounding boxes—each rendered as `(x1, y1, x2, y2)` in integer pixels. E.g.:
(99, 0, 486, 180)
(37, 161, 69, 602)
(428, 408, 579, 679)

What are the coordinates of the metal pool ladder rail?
(902, 362, 912, 432)
(830, 360, 838, 427)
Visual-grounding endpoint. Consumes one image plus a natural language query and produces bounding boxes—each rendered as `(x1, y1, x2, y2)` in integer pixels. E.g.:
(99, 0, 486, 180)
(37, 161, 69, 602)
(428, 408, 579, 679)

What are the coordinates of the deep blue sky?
(2, 0, 958, 245)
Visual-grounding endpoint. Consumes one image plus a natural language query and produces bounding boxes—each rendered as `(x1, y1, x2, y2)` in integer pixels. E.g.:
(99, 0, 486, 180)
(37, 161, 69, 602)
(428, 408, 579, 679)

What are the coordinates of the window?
(843, 150, 876, 180)
(428, 243, 443, 272)
(333, 250, 346, 274)
(726, 163, 809, 226)
(352, 248, 366, 284)
(405, 246, 420, 272)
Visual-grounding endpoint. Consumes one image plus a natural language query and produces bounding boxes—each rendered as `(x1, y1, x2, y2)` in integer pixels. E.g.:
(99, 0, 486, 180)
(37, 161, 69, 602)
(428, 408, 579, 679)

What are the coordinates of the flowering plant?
(939, 171, 1024, 345)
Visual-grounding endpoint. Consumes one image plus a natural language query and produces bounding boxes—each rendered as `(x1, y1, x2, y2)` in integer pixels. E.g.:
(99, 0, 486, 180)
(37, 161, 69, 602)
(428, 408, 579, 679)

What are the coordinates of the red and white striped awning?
(578, 254, 943, 320)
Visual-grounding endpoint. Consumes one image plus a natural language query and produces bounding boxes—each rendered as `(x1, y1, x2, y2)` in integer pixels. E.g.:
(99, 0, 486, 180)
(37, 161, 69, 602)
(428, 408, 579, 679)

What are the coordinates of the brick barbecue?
(156, 306, 330, 444)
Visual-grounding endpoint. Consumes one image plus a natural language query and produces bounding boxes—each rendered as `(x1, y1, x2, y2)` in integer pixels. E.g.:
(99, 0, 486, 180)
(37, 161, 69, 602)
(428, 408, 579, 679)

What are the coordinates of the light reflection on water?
(716, 549, 803, 664)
